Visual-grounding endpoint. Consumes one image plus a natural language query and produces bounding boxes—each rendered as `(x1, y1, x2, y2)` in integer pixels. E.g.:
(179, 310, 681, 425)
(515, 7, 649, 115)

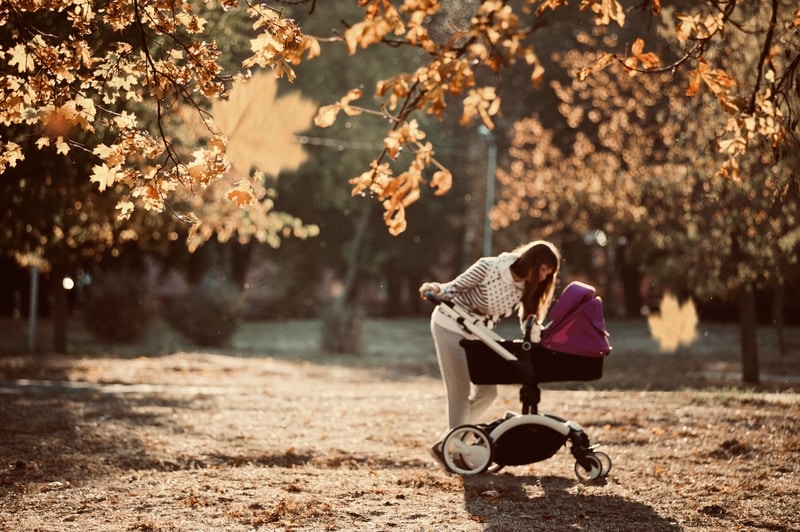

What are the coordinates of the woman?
(419, 240, 561, 468)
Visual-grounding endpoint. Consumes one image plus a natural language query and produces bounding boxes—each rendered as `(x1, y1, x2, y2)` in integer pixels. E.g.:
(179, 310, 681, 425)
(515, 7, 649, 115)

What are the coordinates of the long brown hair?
(510, 241, 560, 322)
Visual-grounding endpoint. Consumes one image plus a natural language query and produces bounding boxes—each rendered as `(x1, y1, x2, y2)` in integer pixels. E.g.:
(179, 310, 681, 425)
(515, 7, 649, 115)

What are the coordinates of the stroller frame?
(426, 291, 612, 481)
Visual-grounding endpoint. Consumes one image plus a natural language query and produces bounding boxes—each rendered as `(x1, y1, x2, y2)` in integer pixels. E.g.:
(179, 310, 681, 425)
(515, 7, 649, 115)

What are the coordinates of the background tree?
(0, 2, 318, 351)
(4, 1, 796, 239)
(492, 3, 800, 384)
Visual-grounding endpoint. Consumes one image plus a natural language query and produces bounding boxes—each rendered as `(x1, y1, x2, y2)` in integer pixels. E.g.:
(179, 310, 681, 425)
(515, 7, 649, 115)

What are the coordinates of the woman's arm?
(440, 257, 492, 296)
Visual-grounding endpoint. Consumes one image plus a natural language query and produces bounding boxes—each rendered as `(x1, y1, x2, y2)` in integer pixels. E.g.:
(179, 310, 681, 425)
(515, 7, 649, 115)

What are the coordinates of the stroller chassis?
(426, 291, 612, 481)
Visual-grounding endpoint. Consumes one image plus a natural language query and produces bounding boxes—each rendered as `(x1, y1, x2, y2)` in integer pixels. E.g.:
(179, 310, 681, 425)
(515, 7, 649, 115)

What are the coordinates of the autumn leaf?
(211, 72, 317, 177)
(686, 58, 737, 108)
(686, 67, 703, 97)
(624, 38, 660, 74)
(7, 43, 34, 73)
(460, 87, 500, 127)
(314, 89, 363, 128)
(583, 0, 626, 27)
(90, 163, 122, 192)
(647, 293, 698, 353)
(382, 199, 407, 236)
(651, 0, 661, 15)
(676, 13, 700, 42)
(0, 141, 24, 172)
(243, 8, 306, 81)
(55, 137, 70, 155)
(313, 105, 339, 128)
(61, 96, 97, 132)
(579, 52, 615, 81)
(93, 143, 125, 167)
(226, 181, 256, 207)
(342, 2, 404, 54)
(115, 200, 135, 220)
(536, 0, 569, 17)
(431, 168, 452, 195)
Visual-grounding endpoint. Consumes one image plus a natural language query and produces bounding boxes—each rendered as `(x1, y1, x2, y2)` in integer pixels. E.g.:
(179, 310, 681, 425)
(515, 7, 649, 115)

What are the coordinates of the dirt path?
(1, 348, 798, 531)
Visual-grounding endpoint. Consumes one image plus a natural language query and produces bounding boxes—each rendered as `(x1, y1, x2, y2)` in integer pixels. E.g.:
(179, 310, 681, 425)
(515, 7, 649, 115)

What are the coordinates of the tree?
(491, 3, 800, 384)
(2, 1, 797, 237)
(311, 0, 800, 235)
(0, 2, 316, 351)
(262, 2, 476, 320)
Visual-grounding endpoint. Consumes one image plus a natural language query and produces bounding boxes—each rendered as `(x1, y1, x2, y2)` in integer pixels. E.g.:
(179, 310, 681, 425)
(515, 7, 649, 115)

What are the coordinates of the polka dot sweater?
(438, 252, 524, 330)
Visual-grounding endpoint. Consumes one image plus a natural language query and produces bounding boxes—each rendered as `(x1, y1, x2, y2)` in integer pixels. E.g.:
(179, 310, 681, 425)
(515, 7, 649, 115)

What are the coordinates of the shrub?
(166, 275, 246, 347)
(82, 270, 154, 343)
(320, 301, 365, 354)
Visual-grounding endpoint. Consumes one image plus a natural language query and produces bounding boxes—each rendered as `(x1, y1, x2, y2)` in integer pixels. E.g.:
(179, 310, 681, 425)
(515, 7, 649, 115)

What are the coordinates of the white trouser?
(430, 311, 498, 433)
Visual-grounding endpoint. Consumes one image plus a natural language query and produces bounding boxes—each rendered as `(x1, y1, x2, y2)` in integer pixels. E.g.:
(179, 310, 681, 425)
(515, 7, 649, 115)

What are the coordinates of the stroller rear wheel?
(442, 425, 494, 475)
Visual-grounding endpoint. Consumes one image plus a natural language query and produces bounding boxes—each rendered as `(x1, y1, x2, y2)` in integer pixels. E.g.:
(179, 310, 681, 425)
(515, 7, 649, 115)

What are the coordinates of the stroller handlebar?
(423, 290, 449, 307)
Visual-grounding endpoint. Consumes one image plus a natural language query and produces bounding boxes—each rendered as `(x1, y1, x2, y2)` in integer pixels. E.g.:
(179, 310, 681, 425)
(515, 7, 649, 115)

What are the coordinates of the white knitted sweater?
(433, 252, 524, 333)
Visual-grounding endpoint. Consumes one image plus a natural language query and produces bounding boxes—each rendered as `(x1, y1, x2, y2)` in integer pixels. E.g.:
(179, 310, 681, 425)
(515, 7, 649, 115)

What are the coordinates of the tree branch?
(747, 0, 778, 114)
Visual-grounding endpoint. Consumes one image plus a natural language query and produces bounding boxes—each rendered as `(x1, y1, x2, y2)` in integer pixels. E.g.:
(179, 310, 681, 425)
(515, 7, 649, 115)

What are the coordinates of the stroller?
(425, 281, 612, 481)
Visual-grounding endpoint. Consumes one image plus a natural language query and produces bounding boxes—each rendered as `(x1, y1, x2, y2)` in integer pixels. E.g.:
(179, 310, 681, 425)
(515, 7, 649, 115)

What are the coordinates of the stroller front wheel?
(574, 453, 608, 482)
(594, 451, 612, 476)
(442, 425, 494, 475)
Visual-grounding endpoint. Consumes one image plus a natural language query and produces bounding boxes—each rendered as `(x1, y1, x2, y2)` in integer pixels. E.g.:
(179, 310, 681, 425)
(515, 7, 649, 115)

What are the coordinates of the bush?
(166, 275, 246, 347)
(82, 270, 154, 343)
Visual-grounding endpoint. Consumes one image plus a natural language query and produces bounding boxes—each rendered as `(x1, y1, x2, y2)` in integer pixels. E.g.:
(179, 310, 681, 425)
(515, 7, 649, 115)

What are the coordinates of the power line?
(294, 135, 383, 151)
(294, 134, 468, 154)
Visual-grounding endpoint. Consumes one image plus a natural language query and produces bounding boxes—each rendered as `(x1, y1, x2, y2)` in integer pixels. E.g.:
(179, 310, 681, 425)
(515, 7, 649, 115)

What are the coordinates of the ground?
(1, 318, 798, 531)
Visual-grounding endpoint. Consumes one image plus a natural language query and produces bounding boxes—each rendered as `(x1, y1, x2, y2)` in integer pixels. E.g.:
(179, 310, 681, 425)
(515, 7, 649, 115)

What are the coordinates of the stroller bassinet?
(461, 340, 604, 385)
(462, 280, 610, 386)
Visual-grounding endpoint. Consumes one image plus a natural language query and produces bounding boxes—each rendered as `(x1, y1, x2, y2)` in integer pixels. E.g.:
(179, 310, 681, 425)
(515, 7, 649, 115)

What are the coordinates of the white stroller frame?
(426, 291, 612, 481)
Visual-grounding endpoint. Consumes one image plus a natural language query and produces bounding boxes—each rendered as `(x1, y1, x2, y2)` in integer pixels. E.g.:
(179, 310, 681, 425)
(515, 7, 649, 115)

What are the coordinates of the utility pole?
(478, 125, 497, 257)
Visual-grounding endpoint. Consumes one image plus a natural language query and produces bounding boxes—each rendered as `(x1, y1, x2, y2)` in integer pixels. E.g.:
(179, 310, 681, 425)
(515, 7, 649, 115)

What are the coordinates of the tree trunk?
(341, 201, 372, 305)
(321, 201, 371, 355)
(619, 247, 642, 318)
(52, 262, 68, 354)
(772, 279, 787, 356)
(738, 282, 760, 384)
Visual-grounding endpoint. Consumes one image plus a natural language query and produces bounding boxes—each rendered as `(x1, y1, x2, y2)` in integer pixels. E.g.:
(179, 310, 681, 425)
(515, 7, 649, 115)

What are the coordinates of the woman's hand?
(522, 314, 541, 342)
(419, 282, 442, 299)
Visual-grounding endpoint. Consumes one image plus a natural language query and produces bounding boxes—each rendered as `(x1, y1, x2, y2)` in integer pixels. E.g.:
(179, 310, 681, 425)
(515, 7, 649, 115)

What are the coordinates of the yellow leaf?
(676, 13, 699, 42)
(530, 62, 545, 88)
(211, 72, 317, 177)
(315, 106, 340, 128)
(652, 0, 661, 15)
(90, 163, 121, 192)
(93, 143, 125, 167)
(8, 43, 34, 73)
(585, 0, 625, 26)
(186, 222, 204, 253)
(55, 137, 70, 155)
(647, 293, 698, 353)
(116, 200, 135, 220)
(791, 8, 800, 29)
(431, 169, 452, 195)
(383, 200, 407, 236)
(1, 141, 24, 169)
(631, 38, 645, 56)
